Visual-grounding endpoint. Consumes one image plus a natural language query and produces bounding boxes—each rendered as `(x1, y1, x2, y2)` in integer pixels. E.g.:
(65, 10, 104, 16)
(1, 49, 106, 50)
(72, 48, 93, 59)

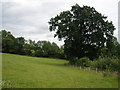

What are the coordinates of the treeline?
(0, 30, 65, 59)
(0, 30, 120, 72)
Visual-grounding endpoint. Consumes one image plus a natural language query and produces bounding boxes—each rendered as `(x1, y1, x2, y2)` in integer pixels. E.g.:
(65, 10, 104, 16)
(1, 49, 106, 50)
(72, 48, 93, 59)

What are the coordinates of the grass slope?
(2, 53, 118, 88)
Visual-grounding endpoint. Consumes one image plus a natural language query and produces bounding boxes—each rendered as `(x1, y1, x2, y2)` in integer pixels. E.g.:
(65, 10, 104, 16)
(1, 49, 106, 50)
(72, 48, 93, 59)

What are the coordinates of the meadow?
(2, 53, 118, 88)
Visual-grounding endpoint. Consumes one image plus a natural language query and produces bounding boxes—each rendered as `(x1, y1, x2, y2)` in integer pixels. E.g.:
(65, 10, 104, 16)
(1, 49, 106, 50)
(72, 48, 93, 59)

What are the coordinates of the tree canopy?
(49, 4, 116, 61)
(1, 30, 65, 59)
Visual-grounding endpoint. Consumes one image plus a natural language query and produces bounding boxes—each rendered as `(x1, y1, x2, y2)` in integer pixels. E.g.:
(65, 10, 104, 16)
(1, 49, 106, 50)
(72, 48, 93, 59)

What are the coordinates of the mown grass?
(2, 53, 118, 88)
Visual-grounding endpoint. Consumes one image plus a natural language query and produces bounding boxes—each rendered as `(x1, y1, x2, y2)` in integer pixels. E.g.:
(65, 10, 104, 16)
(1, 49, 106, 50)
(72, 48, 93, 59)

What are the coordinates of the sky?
(1, 0, 120, 46)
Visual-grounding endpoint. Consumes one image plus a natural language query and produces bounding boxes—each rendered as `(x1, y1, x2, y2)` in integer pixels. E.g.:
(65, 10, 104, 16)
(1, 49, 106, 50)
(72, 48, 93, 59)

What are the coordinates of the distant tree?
(109, 37, 120, 58)
(42, 41, 52, 57)
(1, 30, 64, 59)
(14, 37, 25, 54)
(100, 36, 120, 58)
(50, 42, 60, 57)
(34, 41, 45, 57)
(59, 45, 65, 59)
(23, 39, 36, 56)
(106, 36, 119, 57)
(34, 41, 62, 58)
(49, 4, 115, 62)
(1, 30, 16, 53)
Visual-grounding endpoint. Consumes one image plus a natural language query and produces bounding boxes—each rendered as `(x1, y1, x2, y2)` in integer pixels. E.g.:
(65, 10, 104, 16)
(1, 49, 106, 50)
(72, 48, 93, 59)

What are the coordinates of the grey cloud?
(2, 0, 118, 46)
(40, 1, 65, 16)
(2, 1, 65, 26)
(2, 2, 38, 26)
(46, 33, 54, 38)
(2, 1, 64, 30)
(4, 24, 49, 36)
(26, 26, 49, 35)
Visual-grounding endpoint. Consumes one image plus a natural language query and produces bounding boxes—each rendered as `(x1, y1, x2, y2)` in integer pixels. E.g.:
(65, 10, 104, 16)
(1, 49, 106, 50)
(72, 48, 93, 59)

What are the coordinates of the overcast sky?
(1, 0, 119, 46)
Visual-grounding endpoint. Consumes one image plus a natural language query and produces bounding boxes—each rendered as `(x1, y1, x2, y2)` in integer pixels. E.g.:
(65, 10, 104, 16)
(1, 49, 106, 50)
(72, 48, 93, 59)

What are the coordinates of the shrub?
(91, 57, 119, 71)
(75, 57, 91, 67)
(109, 58, 119, 71)
(69, 57, 78, 65)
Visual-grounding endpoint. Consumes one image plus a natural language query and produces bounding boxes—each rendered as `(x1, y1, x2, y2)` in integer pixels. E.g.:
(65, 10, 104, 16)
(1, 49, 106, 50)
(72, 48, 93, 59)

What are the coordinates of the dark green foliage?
(1, 30, 65, 59)
(71, 56, 120, 72)
(1, 30, 16, 53)
(1, 30, 26, 54)
(49, 4, 115, 61)
(68, 57, 78, 65)
(116, 44, 120, 58)
(104, 36, 120, 57)
(33, 41, 64, 58)
(48, 4, 120, 72)
(98, 36, 120, 59)
(75, 57, 91, 67)
(14, 37, 25, 55)
(91, 57, 119, 71)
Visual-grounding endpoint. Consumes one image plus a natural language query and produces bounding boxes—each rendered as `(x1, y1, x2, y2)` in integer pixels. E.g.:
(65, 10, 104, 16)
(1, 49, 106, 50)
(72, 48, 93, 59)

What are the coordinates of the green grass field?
(2, 53, 118, 88)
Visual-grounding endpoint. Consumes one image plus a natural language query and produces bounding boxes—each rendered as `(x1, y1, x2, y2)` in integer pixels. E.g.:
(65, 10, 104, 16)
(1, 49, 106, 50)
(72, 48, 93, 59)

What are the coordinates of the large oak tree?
(49, 4, 115, 61)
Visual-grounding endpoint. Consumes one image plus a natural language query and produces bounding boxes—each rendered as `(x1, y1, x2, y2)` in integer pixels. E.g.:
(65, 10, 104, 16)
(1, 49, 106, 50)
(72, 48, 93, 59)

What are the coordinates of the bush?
(109, 58, 119, 71)
(75, 57, 91, 67)
(91, 57, 119, 71)
(68, 56, 120, 72)
(69, 57, 78, 65)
